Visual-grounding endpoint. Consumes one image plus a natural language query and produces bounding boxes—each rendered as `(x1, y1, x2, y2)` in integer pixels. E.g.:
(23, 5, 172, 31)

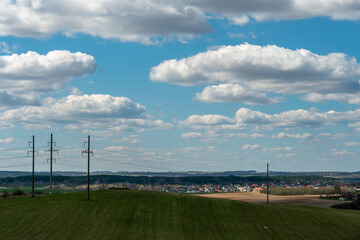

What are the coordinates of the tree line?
(0, 174, 337, 187)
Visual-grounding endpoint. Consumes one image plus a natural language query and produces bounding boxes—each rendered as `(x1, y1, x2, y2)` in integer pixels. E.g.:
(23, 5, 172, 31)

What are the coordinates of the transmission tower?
(267, 163, 269, 204)
(27, 135, 38, 198)
(82, 136, 93, 201)
(45, 133, 58, 195)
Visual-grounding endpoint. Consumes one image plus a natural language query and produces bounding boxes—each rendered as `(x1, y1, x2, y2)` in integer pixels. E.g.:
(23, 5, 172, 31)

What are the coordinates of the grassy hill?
(0, 190, 359, 240)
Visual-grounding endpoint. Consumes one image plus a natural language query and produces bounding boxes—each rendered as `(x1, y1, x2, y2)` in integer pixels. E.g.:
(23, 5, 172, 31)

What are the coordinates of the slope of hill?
(0, 190, 359, 240)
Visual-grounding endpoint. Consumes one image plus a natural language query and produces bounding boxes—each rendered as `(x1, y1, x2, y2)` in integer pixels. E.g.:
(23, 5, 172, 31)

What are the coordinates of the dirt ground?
(194, 192, 344, 208)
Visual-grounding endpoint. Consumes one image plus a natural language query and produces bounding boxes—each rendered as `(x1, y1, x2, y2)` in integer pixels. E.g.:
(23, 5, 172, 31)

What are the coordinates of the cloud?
(180, 107, 360, 131)
(0, 94, 174, 134)
(181, 130, 265, 143)
(0, 0, 210, 44)
(272, 132, 313, 139)
(178, 114, 236, 129)
(116, 135, 142, 144)
(318, 132, 331, 137)
(0, 138, 14, 144)
(262, 147, 293, 152)
(0, 50, 96, 106)
(278, 153, 296, 157)
(206, 132, 264, 142)
(303, 93, 360, 105)
(0, 94, 146, 124)
(182, 132, 202, 138)
(0, 91, 41, 106)
(195, 83, 282, 104)
(178, 117, 243, 132)
(0, 93, 173, 135)
(344, 142, 360, 147)
(0, 50, 96, 93)
(235, 108, 360, 128)
(179, 147, 201, 152)
(185, 0, 360, 21)
(0, 41, 11, 54)
(104, 146, 129, 151)
(107, 119, 173, 133)
(330, 133, 349, 140)
(242, 144, 260, 150)
(230, 15, 250, 25)
(71, 87, 82, 96)
(150, 44, 360, 97)
(23, 124, 51, 130)
(208, 146, 217, 150)
(227, 32, 246, 38)
(3, 1, 359, 45)
(331, 149, 356, 156)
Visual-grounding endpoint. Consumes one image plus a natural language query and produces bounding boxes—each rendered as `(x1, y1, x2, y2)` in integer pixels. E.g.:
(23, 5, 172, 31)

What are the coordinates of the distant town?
(1, 170, 359, 196)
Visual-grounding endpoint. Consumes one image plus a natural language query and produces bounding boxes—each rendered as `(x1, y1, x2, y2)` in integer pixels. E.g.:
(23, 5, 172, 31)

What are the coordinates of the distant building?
(253, 187, 263, 193)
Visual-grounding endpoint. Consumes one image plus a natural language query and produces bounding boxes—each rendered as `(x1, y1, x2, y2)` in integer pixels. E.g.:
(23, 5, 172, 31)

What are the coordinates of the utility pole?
(45, 133, 58, 195)
(82, 136, 93, 201)
(27, 135, 38, 198)
(267, 163, 269, 204)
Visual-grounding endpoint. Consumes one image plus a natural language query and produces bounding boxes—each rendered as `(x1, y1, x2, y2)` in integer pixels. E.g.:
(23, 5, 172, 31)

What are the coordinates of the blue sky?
(1, 0, 360, 172)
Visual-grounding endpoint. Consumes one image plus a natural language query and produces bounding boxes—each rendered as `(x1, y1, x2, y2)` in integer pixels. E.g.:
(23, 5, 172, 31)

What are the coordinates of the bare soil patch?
(194, 192, 344, 208)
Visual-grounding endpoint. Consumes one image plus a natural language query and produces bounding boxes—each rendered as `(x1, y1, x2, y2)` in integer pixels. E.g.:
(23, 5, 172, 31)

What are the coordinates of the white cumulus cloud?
(179, 114, 235, 126)
(230, 15, 250, 25)
(182, 132, 202, 138)
(195, 83, 283, 105)
(272, 132, 313, 139)
(263, 147, 293, 152)
(0, 0, 210, 44)
(0, 138, 14, 144)
(242, 144, 260, 150)
(150, 44, 360, 96)
(331, 149, 356, 155)
(235, 108, 360, 128)
(0, 94, 173, 134)
(344, 142, 360, 147)
(104, 146, 129, 151)
(180, 107, 360, 132)
(0, 50, 96, 106)
(185, 0, 360, 22)
(0, 41, 11, 54)
(0, 94, 145, 123)
(303, 93, 360, 105)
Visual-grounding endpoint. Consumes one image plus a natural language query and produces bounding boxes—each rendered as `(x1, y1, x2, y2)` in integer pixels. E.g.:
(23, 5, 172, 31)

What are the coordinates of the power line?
(0, 162, 47, 168)
(0, 147, 31, 151)
(94, 150, 221, 171)
(0, 156, 28, 160)
(94, 154, 187, 172)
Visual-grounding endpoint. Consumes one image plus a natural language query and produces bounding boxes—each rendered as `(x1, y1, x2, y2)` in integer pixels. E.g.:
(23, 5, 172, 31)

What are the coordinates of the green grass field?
(1, 187, 74, 195)
(0, 190, 359, 240)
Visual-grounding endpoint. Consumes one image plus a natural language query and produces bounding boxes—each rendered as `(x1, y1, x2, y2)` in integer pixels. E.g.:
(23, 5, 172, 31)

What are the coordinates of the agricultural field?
(195, 192, 345, 208)
(260, 187, 336, 196)
(0, 190, 360, 240)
